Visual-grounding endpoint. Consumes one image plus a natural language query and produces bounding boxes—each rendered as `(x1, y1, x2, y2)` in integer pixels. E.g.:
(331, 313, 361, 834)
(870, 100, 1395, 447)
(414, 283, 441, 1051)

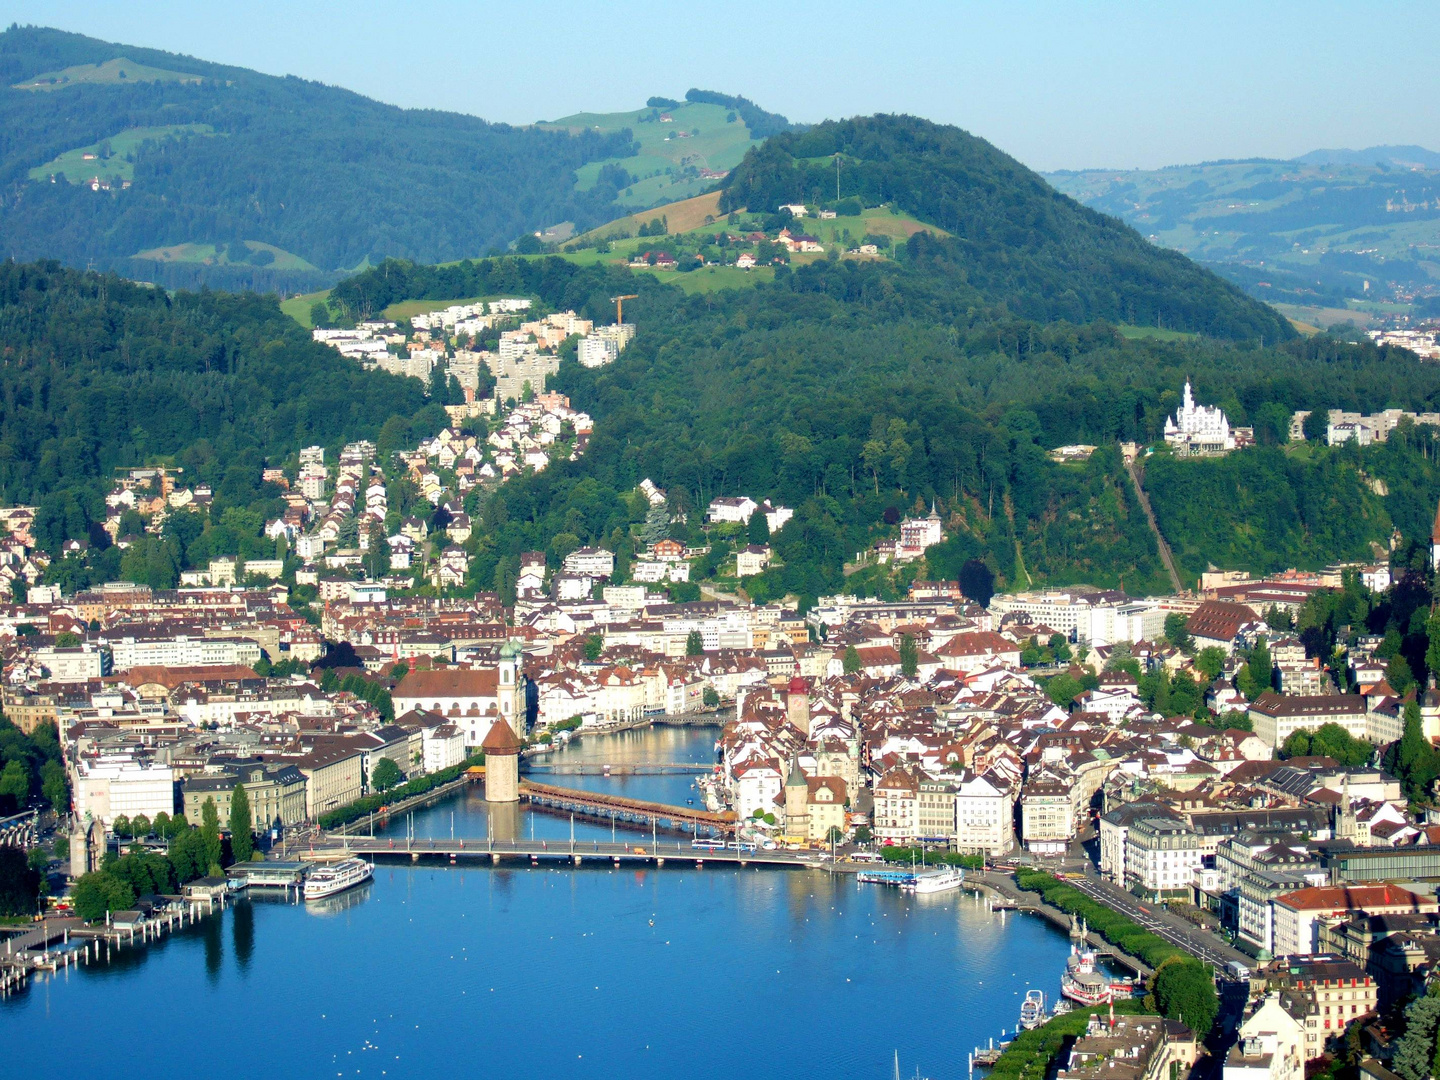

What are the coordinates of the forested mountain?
(331, 247, 1440, 604)
(0, 260, 432, 556)
(0, 26, 638, 290)
(719, 116, 1294, 341)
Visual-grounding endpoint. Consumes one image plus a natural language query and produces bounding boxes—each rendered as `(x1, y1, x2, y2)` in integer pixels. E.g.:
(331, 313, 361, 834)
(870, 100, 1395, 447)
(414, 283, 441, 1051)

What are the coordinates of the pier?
(0, 889, 229, 998)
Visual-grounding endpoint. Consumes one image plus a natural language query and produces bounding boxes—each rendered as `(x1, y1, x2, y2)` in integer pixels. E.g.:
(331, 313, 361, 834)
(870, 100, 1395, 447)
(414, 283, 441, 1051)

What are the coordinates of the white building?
(1124, 816, 1203, 897)
(953, 771, 1013, 856)
(562, 547, 615, 578)
(707, 496, 758, 524)
(1224, 996, 1304, 1080)
(73, 757, 176, 829)
(1164, 380, 1236, 456)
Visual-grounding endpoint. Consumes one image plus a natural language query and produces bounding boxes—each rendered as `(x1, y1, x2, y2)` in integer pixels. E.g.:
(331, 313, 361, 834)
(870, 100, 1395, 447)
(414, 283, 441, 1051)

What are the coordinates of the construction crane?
(610, 294, 638, 325)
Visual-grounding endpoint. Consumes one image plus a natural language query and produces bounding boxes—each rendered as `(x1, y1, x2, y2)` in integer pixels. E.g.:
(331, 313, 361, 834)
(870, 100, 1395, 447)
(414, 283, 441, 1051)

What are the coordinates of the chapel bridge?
(337, 835, 817, 870)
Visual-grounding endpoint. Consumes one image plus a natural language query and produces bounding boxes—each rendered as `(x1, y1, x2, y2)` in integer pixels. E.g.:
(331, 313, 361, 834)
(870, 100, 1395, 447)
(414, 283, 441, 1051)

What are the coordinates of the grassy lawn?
(280, 290, 331, 328)
(14, 56, 206, 90)
(134, 239, 317, 272)
(30, 124, 213, 183)
(634, 264, 775, 294)
(1118, 324, 1200, 342)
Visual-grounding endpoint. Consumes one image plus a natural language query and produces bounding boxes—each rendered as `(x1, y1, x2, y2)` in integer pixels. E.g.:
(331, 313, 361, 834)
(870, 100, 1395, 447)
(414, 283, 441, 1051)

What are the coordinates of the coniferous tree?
(200, 797, 223, 876)
(899, 634, 918, 679)
(229, 783, 254, 864)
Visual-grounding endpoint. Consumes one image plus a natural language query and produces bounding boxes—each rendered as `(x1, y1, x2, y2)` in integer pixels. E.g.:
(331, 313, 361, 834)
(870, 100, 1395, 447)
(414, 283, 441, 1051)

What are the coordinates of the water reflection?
(232, 899, 254, 973)
(202, 913, 222, 982)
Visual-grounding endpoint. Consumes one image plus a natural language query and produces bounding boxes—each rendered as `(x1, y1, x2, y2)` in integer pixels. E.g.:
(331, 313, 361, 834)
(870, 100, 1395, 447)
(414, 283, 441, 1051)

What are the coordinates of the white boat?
(1019, 989, 1047, 1030)
(1061, 943, 1137, 1005)
(903, 866, 964, 894)
(304, 857, 373, 900)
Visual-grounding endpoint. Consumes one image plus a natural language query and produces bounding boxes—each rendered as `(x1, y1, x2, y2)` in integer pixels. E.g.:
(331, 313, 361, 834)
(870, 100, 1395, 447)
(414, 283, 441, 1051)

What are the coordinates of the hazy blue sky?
(4, 0, 1437, 171)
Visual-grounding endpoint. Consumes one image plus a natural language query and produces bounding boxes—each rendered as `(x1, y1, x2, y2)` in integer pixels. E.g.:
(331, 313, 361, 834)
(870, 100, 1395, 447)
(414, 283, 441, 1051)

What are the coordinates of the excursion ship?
(304, 857, 373, 901)
(903, 866, 964, 894)
(1061, 943, 1137, 1006)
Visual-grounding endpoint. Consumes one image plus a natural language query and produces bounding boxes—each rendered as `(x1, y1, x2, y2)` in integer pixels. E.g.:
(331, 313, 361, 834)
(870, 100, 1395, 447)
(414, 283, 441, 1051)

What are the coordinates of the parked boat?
(1060, 944, 1137, 1005)
(304, 857, 373, 901)
(1019, 989, 1047, 1030)
(903, 866, 964, 894)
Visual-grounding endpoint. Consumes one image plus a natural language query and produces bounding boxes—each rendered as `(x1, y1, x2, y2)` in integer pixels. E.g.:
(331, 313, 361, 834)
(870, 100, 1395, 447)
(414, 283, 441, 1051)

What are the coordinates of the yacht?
(903, 866, 964, 894)
(304, 857, 373, 900)
(1019, 989, 1047, 1030)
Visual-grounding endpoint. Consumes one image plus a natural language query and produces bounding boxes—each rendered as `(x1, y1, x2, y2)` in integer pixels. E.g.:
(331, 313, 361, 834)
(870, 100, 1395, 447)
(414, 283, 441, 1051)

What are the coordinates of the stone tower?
(786, 676, 810, 738)
(497, 639, 523, 730)
(482, 717, 522, 803)
(784, 755, 809, 838)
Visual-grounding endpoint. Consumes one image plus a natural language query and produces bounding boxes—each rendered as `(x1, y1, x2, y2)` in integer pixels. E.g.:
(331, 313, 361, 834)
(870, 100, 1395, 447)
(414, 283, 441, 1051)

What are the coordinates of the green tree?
(1395, 701, 1440, 801)
(54, 630, 80, 648)
(1163, 613, 1193, 652)
(71, 871, 135, 922)
(111, 813, 131, 839)
(153, 810, 171, 838)
(584, 634, 604, 661)
(747, 509, 770, 546)
(200, 797, 223, 876)
(686, 630, 704, 656)
(168, 828, 208, 883)
(0, 760, 29, 802)
(1303, 408, 1330, 442)
(229, 783, 254, 864)
(0, 847, 40, 916)
(1194, 647, 1226, 681)
(1151, 958, 1218, 1035)
(899, 634, 918, 678)
(40, 759, 67, 813)
(372, 758, 403, 793)
(842, 644, 861, 675)
(130, 813, 151, 838)
(1393, 990, 1440, 1080)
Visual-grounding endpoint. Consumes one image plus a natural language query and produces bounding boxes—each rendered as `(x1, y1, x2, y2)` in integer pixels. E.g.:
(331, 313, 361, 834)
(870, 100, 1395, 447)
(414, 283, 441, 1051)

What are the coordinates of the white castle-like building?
(1164, 380, 1236, 456)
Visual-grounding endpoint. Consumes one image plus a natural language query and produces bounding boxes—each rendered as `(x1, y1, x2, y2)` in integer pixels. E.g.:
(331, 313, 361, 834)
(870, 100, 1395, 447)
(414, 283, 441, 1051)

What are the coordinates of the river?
(2, 725, 1082, 1080)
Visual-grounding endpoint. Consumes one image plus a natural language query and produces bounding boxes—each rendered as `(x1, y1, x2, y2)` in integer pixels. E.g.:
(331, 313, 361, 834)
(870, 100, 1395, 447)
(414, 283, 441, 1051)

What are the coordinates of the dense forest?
(331, 250, 1440, 604)
(0, 260, 432, 559)
(0, 27, 637, 287)
(719, 116, 1294, 341)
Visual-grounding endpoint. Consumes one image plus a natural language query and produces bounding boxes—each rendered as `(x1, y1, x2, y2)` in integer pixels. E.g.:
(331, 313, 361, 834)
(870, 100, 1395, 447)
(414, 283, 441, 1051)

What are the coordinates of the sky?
(3, 0, 1437, 172)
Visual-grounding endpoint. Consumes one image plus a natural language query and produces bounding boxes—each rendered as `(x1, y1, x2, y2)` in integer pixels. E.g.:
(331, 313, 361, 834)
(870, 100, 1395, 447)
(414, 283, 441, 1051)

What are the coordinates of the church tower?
(497, 639, 522, 729)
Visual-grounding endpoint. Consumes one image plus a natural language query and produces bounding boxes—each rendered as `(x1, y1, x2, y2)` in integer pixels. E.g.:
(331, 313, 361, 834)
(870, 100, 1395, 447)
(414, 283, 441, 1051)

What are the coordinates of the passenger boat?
(1060, 944, 1137, 1005)
(1019, 989, 1047, 1030)
(304, 857, 373, 900)
(903, 866, 964, 894)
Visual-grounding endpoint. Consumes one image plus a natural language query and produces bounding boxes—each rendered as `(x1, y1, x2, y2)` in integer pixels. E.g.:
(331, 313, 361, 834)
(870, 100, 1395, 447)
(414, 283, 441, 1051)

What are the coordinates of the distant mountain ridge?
(0, 26, 642, 290)
(1293, 144, 1440, 169)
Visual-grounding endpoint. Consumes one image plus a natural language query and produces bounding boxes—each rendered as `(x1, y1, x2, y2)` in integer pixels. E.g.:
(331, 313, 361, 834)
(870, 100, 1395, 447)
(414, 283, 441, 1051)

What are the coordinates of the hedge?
(1013, 870, 1186, 970)
(320, 755, 485, 829)
(987, 1000, 1146, 1080)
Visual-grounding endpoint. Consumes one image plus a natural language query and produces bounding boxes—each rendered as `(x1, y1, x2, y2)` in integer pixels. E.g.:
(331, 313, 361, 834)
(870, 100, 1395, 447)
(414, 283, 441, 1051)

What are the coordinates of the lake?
(2, 725, 1079, 1080)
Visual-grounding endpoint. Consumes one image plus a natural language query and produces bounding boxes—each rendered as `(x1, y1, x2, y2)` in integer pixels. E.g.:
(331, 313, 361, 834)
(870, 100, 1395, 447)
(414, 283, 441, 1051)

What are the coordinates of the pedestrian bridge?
(518, 780, 735, 835)
(522, 763, 711, 776)
(334, 835, 826, 871)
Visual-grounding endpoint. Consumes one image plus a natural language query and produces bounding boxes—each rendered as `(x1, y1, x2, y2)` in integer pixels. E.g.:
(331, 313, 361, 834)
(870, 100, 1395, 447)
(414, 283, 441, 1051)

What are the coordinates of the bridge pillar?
(491, 853, 499, 864)
(696, 860, 704, 868)
(573, 855, 581, 866)
(411, 852, 419, 862)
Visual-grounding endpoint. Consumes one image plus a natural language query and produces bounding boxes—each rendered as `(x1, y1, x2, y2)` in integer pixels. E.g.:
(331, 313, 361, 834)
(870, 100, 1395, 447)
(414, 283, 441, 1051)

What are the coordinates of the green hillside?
(1045, 154, 1440, 324)
(539, 89, 796, 211)
(0, 259, 430, 568)
(721, 116, 1295, 341)
(0, 26, 638, 291)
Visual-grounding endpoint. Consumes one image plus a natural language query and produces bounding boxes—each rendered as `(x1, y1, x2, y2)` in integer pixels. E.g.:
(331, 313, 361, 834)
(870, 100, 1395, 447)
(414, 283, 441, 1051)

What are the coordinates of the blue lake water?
(2, 725, 1080, 1080)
